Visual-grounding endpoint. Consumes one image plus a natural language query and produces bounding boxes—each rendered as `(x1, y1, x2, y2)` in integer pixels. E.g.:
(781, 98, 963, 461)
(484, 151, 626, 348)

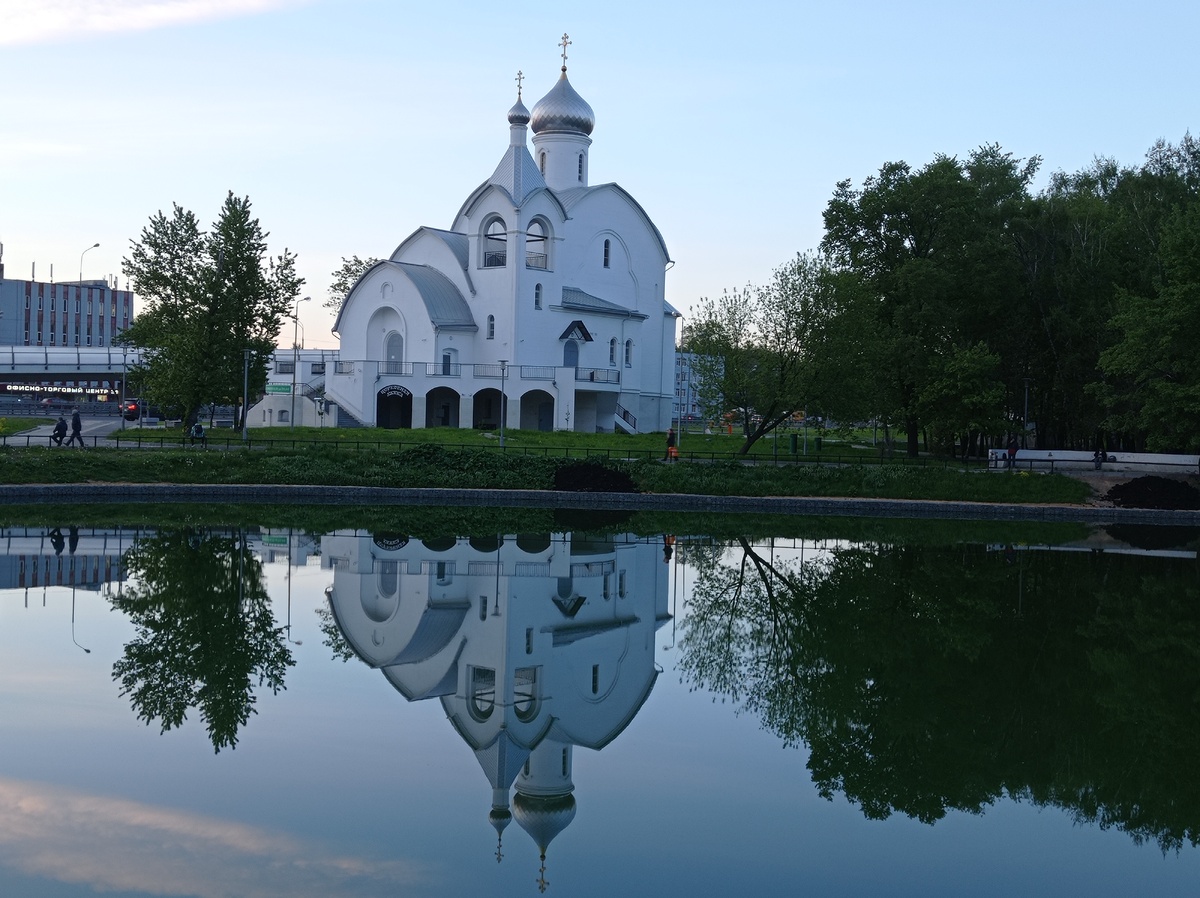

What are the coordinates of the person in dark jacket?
(52, 416, 67, 446)
(65, 409, 85, 448)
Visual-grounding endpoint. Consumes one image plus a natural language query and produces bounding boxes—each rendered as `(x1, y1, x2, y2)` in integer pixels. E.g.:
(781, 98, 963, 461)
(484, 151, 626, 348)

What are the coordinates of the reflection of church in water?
(323, 529, 669, 888)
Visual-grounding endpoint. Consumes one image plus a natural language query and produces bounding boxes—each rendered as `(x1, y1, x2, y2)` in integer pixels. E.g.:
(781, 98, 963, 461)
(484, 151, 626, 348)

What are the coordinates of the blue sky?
(1, 0, 1195, 348)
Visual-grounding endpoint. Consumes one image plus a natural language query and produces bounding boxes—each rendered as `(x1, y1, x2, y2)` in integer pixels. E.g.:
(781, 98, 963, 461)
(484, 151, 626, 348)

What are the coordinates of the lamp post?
(71, 586, 90, 654)
(498, 359, 508, 448)
(1022, 377, 1032, 449)
(120, 347, 128, 431)
(242, 348, 250, 442)
(290, 295, 310, 429)
(79, 242, 99, 283)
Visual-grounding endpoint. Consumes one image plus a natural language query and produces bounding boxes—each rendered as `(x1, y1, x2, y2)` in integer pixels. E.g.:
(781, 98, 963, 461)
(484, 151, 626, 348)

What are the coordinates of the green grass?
(0, 441, 1092, 505)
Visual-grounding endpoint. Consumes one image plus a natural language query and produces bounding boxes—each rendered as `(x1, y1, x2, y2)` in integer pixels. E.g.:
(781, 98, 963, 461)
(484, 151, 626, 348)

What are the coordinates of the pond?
(2, 516, 1199, 897)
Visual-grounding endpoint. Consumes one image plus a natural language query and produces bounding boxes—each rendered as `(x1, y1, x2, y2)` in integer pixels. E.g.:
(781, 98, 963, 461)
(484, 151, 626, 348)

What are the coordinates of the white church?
(326, 40, 677, 434)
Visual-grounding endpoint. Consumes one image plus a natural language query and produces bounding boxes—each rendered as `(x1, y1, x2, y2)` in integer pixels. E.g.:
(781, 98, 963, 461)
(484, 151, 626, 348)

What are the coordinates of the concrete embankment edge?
(2, 484, 1197, 526)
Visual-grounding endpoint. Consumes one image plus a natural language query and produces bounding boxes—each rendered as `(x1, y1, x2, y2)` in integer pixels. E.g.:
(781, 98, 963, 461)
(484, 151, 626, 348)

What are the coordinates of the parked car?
(122, 399, 162, 421)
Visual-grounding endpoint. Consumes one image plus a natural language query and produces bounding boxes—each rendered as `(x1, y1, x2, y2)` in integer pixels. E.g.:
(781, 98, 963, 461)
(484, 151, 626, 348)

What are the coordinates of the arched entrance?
(472, 388, 505, 429)
(520, 389, 555, 431)
(376, 385, 413, 429)
(563, 339, 579, 367)
(425, 387, 460, 428)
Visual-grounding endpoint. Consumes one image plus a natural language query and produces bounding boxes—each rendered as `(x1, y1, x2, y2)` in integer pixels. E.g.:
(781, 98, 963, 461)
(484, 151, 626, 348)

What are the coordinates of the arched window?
(563, 340, 579, 368)
(624, 339, 633, 367)
(577, 152, 584, 182)
(603, 239, 611, 268)
(487, 315, 495, 339)
(482, 218, 506, 268)
(526, 220, 548, 269)
(609, 338, 617, 366)
(386, 333, 404, 363)
(514, 667, 539, 722)
(534, 283, 543, 310)
(468, 667, 496, 721)
(539, 152, 546, 175)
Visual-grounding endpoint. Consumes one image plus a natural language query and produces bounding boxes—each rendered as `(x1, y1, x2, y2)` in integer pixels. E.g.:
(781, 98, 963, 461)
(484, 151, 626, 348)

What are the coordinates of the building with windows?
(322, 528, 669, 884)
(328, 45, 678, 434)
(0, 246, 135, 400)
(0, 250, 134, 351)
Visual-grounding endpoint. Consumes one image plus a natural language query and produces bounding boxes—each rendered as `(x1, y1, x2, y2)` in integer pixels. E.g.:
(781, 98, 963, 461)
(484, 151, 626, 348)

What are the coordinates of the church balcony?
(525, 251, 548, 269)
(380, 361, 415, 376)
(482, 251, 506, 268)
(470, 364, 552, 380)
(575, 368, 621, 386)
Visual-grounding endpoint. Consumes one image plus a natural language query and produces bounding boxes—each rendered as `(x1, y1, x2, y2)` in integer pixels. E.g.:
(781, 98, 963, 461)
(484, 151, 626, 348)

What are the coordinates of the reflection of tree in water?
(679, 538, 1200, 850)
(110, 529, 294, 752)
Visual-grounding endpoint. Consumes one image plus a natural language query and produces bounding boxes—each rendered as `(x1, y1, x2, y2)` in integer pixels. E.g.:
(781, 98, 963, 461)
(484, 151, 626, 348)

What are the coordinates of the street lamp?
(119, 347, 128, 431)
(498, 359, 508, 448)
(242, 348, 250, 442)
(71, 586, 91, 654)
(79, 242, 99, 284)
(290, 295, 310, 430)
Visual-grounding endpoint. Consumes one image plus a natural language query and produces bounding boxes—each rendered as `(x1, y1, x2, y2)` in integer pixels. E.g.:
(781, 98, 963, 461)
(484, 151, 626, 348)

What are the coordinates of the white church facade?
(326, 45, 677, 434)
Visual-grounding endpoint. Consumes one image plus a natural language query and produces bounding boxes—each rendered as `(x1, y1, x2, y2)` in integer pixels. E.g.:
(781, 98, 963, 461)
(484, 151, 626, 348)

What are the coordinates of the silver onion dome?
(512, 792, 577, 854)
(508, 97, 531, 126)
(530, 73, 594, 136)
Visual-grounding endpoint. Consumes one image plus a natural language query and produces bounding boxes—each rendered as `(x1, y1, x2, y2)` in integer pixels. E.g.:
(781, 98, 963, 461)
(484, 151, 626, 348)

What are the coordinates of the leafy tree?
(822, 147, 1038, 456)
(325, 255, 382, 314)
(110, 527, 295, 752)
(683, 253, 853, 454)
(1097, 202, 1200, 450)
(120, 193, 304, 427)
(678, 536, 1200, 850)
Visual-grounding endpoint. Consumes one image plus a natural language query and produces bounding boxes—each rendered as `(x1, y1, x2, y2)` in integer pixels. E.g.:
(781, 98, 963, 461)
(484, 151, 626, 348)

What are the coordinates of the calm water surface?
(2, 520, 1198, 897)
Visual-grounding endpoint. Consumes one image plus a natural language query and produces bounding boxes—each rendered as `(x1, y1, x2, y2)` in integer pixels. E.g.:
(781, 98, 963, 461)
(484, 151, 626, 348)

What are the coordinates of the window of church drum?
(468, 667, 496, 721)
(577, 153, 584, 182)
(483, 218, 506, 268)
(534, 283, 543, 310)
(514, 667, 539, 722)
(603, 239, 611, 268)
(526, 220, 548, 269)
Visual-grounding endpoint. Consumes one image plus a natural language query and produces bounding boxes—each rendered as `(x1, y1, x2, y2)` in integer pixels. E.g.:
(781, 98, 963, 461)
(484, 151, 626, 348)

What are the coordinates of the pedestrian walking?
(1006, 435, 1018, 469)
(65, 409, 85, 448)
(52, 416, 68, 446)
(665, 427, 677, 461)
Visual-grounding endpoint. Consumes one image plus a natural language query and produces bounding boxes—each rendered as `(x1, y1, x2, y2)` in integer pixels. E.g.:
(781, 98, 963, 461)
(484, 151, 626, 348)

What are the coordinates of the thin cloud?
(0, 778, 428, 897)
(0, 0, 307, 46)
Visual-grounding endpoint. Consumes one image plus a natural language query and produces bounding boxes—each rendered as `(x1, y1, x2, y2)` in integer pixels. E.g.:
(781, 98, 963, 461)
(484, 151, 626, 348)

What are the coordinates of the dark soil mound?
(553, 461, 639, 493)
(1105, 524, 1200, 551)
(1105, 476, 1200, 510)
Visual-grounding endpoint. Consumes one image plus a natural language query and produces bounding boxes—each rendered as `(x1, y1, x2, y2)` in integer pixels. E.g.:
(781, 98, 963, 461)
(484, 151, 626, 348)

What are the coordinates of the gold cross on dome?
(559, 33, 571, 70)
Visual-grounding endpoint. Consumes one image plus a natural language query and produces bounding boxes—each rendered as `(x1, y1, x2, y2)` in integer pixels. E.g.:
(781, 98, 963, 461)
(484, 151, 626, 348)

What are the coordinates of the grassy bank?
(0, 442, 1091, 505)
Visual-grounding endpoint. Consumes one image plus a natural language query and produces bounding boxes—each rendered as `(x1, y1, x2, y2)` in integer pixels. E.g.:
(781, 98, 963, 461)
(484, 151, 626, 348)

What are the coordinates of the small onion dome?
(530, 73, 594, 136)
(489, 806, 513, 837)
(508, 97, 531, 126)
(513, 792, 577, 855)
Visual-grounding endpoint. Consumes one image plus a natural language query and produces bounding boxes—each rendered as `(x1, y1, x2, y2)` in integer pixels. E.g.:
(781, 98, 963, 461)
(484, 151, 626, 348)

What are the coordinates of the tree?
(120, 193, 304, 427)
(677, 536, 1200, 849)
(1097, 202, 1200, 450)
(683, 253, 849, 454)
(822, 147, 1038, 456)
(111, 528, 295, 752)
(324, 255, 382, 314)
